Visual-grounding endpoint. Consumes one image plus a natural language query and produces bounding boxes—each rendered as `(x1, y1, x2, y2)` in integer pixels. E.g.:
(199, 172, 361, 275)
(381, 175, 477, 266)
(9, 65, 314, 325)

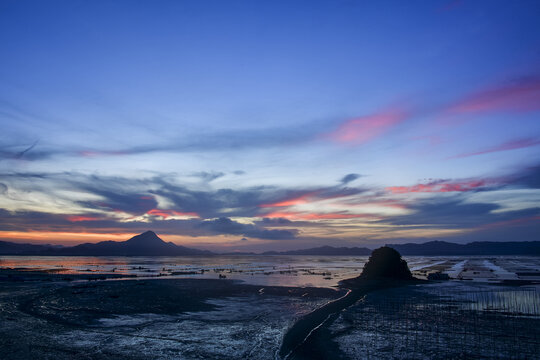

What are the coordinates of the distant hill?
(0, 231, 212, 256)
(261, 245, 372, 256)
(1, 235, 539, 256)
(220, 251, 257, 256)
(387, 240, 540, 256)
(224, 242, 540, 256)
(0, 241, 57, 255)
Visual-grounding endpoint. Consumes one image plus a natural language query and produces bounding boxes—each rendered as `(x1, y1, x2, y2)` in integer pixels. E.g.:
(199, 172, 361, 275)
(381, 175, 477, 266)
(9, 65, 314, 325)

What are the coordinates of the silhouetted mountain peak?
(0, 232, 212, 256)
(126, 231, 165, 246)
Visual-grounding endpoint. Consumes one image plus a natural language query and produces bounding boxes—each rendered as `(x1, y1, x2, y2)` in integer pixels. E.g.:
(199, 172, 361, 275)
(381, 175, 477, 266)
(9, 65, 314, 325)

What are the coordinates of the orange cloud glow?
(66, 215, 102, 222)
(0, 230, 139, 245)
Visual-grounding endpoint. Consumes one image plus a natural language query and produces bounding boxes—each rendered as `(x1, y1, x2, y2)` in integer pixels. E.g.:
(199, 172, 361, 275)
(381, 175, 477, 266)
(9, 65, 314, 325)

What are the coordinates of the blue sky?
(1, 0, 539, 251)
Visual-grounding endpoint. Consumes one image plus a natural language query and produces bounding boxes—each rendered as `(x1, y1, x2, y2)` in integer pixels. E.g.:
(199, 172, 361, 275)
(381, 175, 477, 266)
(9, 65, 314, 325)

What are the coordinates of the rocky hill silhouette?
(360, 246, 413, 280)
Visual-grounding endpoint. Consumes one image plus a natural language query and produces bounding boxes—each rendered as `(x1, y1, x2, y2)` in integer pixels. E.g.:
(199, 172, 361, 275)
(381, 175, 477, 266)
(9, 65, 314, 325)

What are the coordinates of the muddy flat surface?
(324, 282, 540, 360)
(0, 272, 342, 360)
(2, 268, 539, 359)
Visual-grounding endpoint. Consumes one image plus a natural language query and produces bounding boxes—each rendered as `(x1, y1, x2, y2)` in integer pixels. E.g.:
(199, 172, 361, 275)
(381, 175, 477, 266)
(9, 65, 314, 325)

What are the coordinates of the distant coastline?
(1, 231, 539, 256)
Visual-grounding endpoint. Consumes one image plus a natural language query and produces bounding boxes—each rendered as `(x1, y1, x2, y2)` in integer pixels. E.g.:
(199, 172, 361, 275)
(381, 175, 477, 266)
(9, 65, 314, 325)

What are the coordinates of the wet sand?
(280, 277, 427, 360)
(0, 268, 344, 359)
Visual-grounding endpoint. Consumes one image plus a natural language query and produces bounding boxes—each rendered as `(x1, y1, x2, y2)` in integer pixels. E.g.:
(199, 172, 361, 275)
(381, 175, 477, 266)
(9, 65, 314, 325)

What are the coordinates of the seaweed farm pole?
(405, 298, 410, 353)
(414, 296, 419, 346)
(473, 305, 479, 355)
(435, 295, 441, 356)
(512, 305, 518, 350)
(489, 313, 495, 358)
(404, 296, 409, 353)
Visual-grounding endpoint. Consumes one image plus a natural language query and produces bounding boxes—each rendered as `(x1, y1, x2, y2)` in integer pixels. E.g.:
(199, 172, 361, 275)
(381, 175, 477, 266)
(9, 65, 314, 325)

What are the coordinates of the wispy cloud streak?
(447, 76, 540, 114)
(146, 209, 199, 219)
(258, 192, 317, 208)
(326, 108, 408, 144)
(264, 211, 376, 220)
(387, 179, 488, 194)
(450, 137, 540, 159)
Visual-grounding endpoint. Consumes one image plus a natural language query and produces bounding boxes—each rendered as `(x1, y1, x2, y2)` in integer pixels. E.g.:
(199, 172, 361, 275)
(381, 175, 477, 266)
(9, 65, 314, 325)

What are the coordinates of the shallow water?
(1, 255, 539, 287)
(0, 255, 368, 287)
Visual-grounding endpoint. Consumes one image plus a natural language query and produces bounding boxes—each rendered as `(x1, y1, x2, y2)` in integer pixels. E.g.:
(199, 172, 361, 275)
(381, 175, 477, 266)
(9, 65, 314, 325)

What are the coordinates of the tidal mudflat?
(1, 256, 539, 359)
(0, 275, 341, 359)
(301, 282, 539, 359)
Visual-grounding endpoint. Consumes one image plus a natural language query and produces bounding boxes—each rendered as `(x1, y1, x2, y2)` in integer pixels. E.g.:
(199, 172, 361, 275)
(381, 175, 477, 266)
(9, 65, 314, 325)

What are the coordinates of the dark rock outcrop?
(360, 246, 413, 280)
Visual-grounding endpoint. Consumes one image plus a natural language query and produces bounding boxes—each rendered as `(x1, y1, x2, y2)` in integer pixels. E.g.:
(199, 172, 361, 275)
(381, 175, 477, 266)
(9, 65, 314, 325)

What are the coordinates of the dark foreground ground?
(1, 268, 538, 359)
(0, 269, 342, 359)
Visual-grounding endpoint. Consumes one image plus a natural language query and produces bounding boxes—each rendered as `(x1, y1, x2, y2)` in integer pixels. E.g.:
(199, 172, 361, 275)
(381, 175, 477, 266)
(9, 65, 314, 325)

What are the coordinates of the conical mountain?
(56, 231, 212, 256)
(126, 231, 167, 246)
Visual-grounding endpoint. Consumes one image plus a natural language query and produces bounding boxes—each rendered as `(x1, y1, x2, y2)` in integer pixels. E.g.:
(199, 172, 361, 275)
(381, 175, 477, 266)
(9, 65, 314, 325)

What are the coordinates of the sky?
(1, 0, 539, 251)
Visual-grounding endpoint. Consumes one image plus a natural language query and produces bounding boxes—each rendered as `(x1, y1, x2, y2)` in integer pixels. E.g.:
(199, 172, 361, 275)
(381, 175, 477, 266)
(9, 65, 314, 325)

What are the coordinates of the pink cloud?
(258, 192, 317, 208)
(447, 77, 540, 114)
(326, 108, 408, 144)
(66, 215, 101, 222)
(264, 211, 376, 220)
(478, 216, 540, 230)
(259, 189, 364, 209)
(450, 137, 540, 159)
(387, 179, 487, 194)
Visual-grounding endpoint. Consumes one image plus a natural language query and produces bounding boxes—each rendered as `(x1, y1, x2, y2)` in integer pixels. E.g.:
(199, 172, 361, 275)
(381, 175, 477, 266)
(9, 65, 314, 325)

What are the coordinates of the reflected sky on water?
(1, 255, 539, 289)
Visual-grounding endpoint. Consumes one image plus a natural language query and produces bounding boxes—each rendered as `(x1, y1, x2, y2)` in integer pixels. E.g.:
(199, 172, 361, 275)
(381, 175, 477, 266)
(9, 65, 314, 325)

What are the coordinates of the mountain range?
(387, 240, 540, 256)
(0, 231, 211, 256)
(0, 231, 538, 256)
